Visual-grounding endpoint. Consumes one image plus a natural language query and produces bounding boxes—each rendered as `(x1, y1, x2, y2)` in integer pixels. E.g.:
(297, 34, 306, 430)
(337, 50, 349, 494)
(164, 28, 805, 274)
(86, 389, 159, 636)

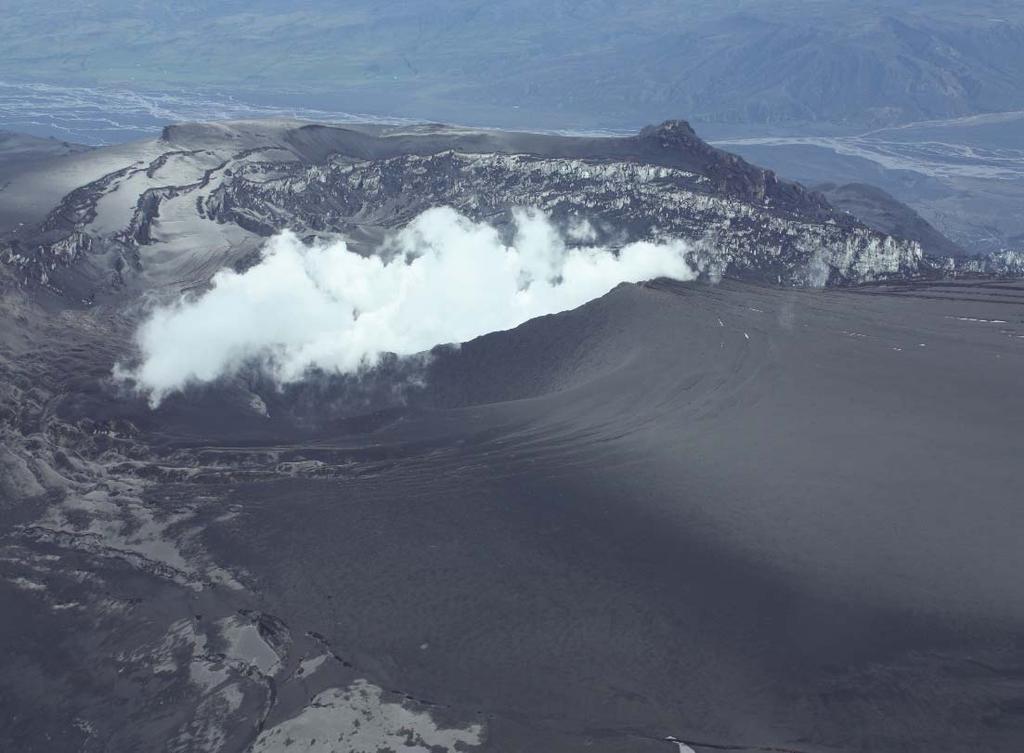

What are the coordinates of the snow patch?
(252, 679, 484, 753)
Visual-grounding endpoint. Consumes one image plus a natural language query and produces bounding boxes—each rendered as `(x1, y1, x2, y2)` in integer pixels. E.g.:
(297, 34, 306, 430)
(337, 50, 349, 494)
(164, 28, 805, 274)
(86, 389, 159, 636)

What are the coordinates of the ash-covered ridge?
(0, 118, 929, 297)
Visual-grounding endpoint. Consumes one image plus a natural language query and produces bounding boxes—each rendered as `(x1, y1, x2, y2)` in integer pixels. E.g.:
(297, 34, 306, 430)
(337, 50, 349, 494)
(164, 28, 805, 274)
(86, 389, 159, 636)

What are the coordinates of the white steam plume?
(121, 207, 697, 405)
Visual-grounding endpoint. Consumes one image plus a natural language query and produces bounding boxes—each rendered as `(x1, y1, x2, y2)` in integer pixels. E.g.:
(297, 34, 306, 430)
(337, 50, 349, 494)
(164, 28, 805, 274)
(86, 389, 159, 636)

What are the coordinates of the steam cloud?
(122, 207, 697, 405)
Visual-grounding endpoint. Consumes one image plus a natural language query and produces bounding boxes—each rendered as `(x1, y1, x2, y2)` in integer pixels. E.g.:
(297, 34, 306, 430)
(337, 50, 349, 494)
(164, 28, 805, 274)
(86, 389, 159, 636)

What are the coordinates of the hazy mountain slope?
(711, 111, 1024, 255)
(814, 182, 966, 257)
(0, 131, 88, 168)
(2, 1, 1023, 129)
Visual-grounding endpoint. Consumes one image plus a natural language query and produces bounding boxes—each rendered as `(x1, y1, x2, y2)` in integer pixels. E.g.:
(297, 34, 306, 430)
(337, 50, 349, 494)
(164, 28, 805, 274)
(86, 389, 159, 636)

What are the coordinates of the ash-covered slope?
(3, 266, 1024, 752)
(0, 119, 925, 297)
(2, 119, 1023, 753)
(0, 130, 89, 169)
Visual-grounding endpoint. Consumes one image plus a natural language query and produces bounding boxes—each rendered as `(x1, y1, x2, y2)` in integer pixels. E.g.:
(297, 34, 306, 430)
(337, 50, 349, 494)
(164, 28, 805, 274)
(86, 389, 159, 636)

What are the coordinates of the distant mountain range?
(3, 1, 1023, 130)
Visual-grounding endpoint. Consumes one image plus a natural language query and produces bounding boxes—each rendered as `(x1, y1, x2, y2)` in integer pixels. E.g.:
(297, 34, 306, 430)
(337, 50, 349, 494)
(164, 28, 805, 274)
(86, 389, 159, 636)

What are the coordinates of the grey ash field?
(1, 121, 1024, 752)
